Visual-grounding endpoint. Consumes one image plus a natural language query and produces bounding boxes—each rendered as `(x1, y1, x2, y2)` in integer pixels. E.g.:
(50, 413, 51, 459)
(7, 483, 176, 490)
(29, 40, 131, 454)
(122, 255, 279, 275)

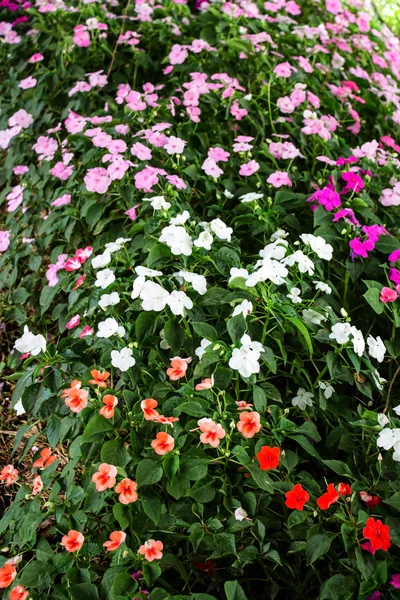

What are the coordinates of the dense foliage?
(2, 0, 400, 598)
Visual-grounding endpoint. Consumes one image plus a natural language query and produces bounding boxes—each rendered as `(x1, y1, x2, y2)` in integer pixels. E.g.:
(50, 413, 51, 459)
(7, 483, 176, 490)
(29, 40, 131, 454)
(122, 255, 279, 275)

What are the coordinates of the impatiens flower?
(257, 446, 280, 470)
(329, 322, 352, 345)
(14, 325, 46, 356)
(141, 399, 160, 421)
(360, 491, 382, 508)
(66, 314, 81, 330)
(239, 160, 260, 176)
(167, 290, 193, 316)
(389, 574, 400, 588)
(64, 385, 88, 413)
(95, 268, 115, 289)
(317, 483, 340, 510)
(337, 482, 352, 496)
(89, 370, 110, 387)
(236, 400, 253, 410)
(292, 388, 314, 410)
(32, 475, 43, 495)
(92, 463, 117, 491)
(267, 171, 292, 188)
(139, 539, 163, 562)
(0, 564, 16, 588)
(19, 76, 37, 89)
(234, 507, 251, 521)
(367, 336, 386, 363)
(0, 231, 11, 252)
(140, 281, 170, 311)
(195, 377, 214, 391)
(198, 418, 226, 447)
(97, 318, 125, 339)
(151, 432, 175, 455)
(167, 357, 189, 380)
(111, 347, 136, 371)
(9, 585, 29, 600)
(99, 395, 118, 419)
(237, 411, 261, 438)
(285, 484, 310, 510)
(115, 478, 138, 504)
(33, 448, 56, 468)
(380, 287, 398, 303)
(103, 531, 126, 552)
(0, 465, 18, 486)
(61, 530, 85, 552)
(363, 517, 391, 552)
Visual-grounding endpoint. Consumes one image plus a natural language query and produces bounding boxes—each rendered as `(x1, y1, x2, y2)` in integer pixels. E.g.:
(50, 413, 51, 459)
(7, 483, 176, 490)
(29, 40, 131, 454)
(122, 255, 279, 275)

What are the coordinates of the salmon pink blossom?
(103, 531, 126, 551)
(0, 465, 18, 486)
(61, 530, 85, 552)
(236, 411, 261, 438)
(198, 418, 226, 447)
(9, 585, 29, 600)
(166, 357, 189, 380)
(99, 394, 118, 418)
(151, 432, 175, 455)
(115, 478, 138, 504)
(88, 369, 110, 387)
(33, 448, 56, 468)
(141, 398, 160, 420)
(139, 539, 163, 561)
(0, 564, 16, 588)
(92, 463, 117, 491)
(32, 475, 43, 495)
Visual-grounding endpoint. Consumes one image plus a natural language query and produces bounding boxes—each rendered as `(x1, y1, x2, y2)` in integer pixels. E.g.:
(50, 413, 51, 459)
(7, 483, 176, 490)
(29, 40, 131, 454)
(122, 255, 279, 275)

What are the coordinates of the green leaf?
(69, 583, 100, 600)
(253, 385, 267, 412)
(141, 497, 162, 525)
(19, 561, 53, 587)
(174, 401, 207, 417)
(143, 562, 161, 586)
(163, 454, 179, 481)
(320, 575, 357, 600)
(262, 347, 277, 373)
(209, 533, 237, 558)
(40, 285, 60, 315)
(147, 243, 172, 268)
(187, 477, 216, 503)
(322, 460, 354, 479)
(288, 318, 313, 358)
(135, 311, 157, 343)
(306, 534, 331, 564)
(363, 288, 384, 314)
(113, 504, 132, 531)
(164, 319, 185, 353)
(101, 439, 130, 467)
(384, 492, 400, 511)
(82, 415, 114, 442)
(136, 459, 163, 486)
(224, 580, 248, 600)
(189, 523, 205, 552)
(191, 322, 218, 341)
(247, 464, 274, 492)
(227, 314, 247, 344)
(288, 435, 321, 459)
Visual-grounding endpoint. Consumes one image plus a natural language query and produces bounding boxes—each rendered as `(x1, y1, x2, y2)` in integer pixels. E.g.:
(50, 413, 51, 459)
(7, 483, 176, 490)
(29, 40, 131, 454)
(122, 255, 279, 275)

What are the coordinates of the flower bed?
(1, 0, 400, 598)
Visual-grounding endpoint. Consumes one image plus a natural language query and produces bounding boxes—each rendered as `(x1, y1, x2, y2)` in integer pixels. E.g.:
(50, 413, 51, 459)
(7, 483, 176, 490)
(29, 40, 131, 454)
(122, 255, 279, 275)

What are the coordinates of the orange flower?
(236, 400, 253, 411)
(88, 369, 110, 388)
(236, 411, 261, 438)
(61, 530, 84, 552)
(141, 398, 159, 421)
(139, 539, 163, 562)
(115, 478, 138, 504)
(103, 531, 126, 552)
(61, 379, 82, 398)
(166, 357, 188, 381)
(32, 448, 56, 468)
(256, 446, 280, 470)
(99, 394, 118, 419)
(151, 432, 175, 455)
(195, 377, 214, 391)
(92, 463, 117, 491)
(154, 414, 179, 426)
(198, 418, 226, 448)
(10, 585, 29, 600)
(64, 386, 88, 413)
(32, 475, 43, 495)
(0, 564, 16, 589)
(0, 465, 18, 486)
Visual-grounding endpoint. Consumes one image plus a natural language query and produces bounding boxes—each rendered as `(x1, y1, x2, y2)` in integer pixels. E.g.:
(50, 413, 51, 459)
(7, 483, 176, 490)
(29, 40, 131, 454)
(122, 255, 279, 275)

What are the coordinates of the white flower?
(232, 300, 253, 318)
(167, 290, 193, 316)
(367, 335, 386, 363)
(287, 287, 302, 304)
(282, 250, 315, 276)
(91, 250, 111, 269)
(246, 258, 288, 287)
(97, 318, 125, 338)
(14, 326, 46, 356)
(210, 218, 233, 241)
(224, 189, 234, 199)
(105, 237, 131, 253)
(195, 338, 212, 359)
(229, 267, 248, 283)
(229, 346, 260, 378)
(259, 240, 288, 261)
(302, 309, 326, 325)
(350, 327, 365, 357)
(140, 281, 170, 312)
(135, 266, 162, 277)
(372, 369, 386, 391)
(174, 271, 207, 295)
(148, 195, 171, 210)
(292, 387, 314, 410)
(99, 292, 120, 310)
(240, 192, 263, 203)
(14, 399, 26, 416)
(95, 268, 115, 289)
(194, 231, 213, 250)
(319, 381, 334, 399)
(300, 234, 333, 261)
(314, 281, 332, 294)
(240, 334, 264, 354)
(270, 229, 289, 241)
(393, 405, 400, 416)
(377, 428, 400, 450)
(170, 211, 190, 225)
(131, 275, 147, 300)
(378, 414, 390, 427)
(111, 347, 136, 371)
(234, 507, 250, 521)
(393, 441, 400, 462)
(329, 322, 352, 345)
(159, 225, 193, 256)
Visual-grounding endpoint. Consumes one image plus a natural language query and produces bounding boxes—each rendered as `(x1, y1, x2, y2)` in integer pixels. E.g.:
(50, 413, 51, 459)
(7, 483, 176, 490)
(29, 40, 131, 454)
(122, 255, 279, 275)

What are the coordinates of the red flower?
(363, 517, 391, 552)
(317, 483, 340, 510)
(285, 484, 310, 511)
(337, 482, 352, 496)
(360, 491, 381, 508)
(256, 446, 280, 470)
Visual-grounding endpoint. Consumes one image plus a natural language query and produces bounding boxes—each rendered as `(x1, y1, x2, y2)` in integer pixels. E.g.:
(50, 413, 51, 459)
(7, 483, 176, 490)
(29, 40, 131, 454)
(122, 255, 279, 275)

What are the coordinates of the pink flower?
(310, 187, 341, 211)
(32, 136, 58, 161)
(52, 193, 72, 207)
(198, 418, 226, 447)
(73, 274, 86, 290)
(0, 231, 11, 252)
(13, 165, 29, 175)
(66, 315, 81, 330)
(389, 249, 400, 263)
(79, 326, 94, 338)
(131, 142, 152, 161)
(195, 377, 213, 391)
(380, 287, 398, 303)
(75, 246, 93, 264)
(73, 24, 90, 47)
(230, 100, 248, 121)
(19, 76, 37, 89)
(166, 174, 187, 189)
(169, 44, 188, 65)
(139, 539, 163, 562)
(84, 168, 110, 194)
(273, 62, 295, 78)
(349, 238, 375, 258)
(125, 204, 140, 220)
(8, 109, 33, 129)
(208, 147, 230, 162)
(29, 53, 44, 63)
(50, 162, 74, 180)
(341, 172, 364, 194)
(134, 167, 159, 191)
(239, 160, 260, 176)
(6, 185, 24, 212)
(201, 157, 223, 178)
(267, 171, 292, 188)
(389, 575, 400, 589)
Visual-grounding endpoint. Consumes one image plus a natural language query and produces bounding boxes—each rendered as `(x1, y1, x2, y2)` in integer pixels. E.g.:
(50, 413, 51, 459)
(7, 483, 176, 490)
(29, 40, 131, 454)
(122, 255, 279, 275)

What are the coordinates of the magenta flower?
(349, 237, 375, 258)
(390, 574, 400, 588)
(341, 171, 364, 194)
